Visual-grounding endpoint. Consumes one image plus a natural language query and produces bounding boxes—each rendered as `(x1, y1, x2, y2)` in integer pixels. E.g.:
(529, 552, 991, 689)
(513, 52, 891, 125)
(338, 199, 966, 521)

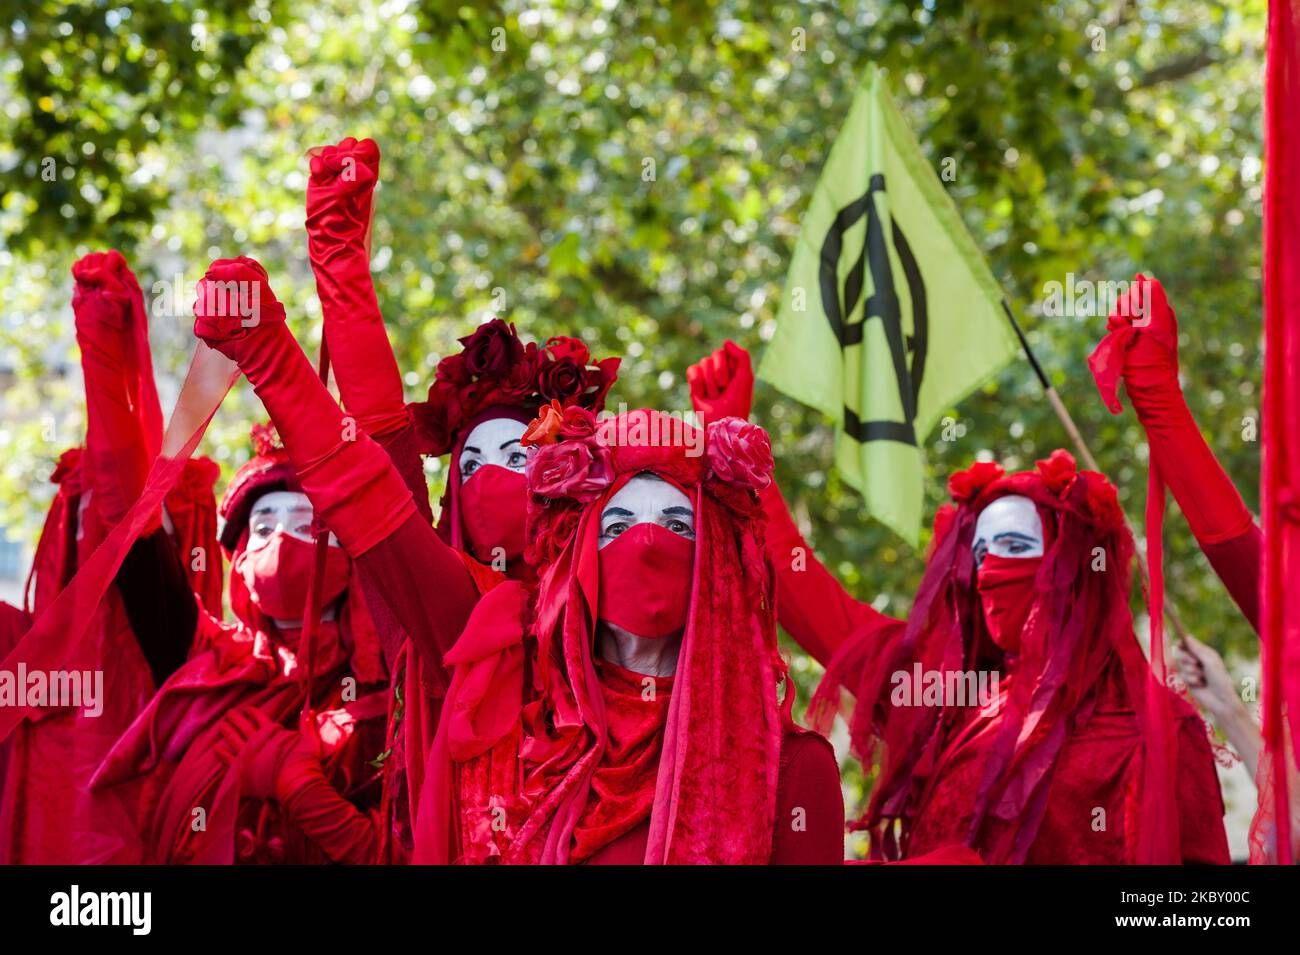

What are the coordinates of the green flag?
(760, 65, 1017, 545)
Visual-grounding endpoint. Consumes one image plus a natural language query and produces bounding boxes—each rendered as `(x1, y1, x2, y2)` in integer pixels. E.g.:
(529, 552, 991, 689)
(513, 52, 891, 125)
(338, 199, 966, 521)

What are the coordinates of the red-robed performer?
(93, 278, 395, 865)
(404, 406, 844, 864)
(189, 255, 629, 862)
(687, 342, 1229, 864)
(302, 137, 620, 858)
(1, 251, 220, 864)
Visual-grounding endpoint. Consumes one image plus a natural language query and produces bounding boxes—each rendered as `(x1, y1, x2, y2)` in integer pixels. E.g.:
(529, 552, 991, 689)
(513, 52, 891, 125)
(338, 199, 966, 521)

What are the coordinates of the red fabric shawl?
(810, 450, 1200, 864)
(414, 409, 788, 864)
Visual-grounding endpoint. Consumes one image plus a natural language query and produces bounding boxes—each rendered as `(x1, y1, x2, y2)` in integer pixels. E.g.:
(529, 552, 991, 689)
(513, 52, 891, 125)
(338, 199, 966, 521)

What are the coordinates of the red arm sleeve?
(306, 140, 432, 524)
(770, 732, 845, 864)
(1201, 525, 1261, 633)
(355, 513, 479, 687)
(74, 279, 153, 530)
(195, 260, 475, 672)
(761, 481, 900, 667)
(306, 138, 410, 441)
(1089, 278, 1259, 631)
(276, 767, 381, 865)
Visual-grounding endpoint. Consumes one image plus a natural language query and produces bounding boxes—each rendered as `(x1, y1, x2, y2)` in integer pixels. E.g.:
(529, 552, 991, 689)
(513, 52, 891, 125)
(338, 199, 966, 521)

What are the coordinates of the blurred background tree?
(0, 0, 1266, 852)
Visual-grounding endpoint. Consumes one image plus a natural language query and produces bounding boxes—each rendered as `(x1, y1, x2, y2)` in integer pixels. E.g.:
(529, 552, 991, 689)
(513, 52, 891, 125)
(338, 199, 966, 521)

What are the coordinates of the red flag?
(1255, 0, 1300, 865)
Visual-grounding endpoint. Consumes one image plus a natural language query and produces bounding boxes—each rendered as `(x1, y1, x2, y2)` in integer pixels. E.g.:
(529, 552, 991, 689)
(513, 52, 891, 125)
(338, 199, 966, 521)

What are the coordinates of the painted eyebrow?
(661, 506, 694, 517)
(990, 531, 1037, 542)
(462, 445, 481, 455)
(499, 439, 522, 450)
(602, 507, 635, 519)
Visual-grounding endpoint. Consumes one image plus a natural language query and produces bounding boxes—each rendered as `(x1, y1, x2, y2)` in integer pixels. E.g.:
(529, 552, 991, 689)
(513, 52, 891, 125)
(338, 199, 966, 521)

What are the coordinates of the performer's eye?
(461, 458, 480, 478)
(665, 519, 694, 538)
(506, 450, 527, 470)
(253, 523, 273, 539)
(602, 521, 630, 539)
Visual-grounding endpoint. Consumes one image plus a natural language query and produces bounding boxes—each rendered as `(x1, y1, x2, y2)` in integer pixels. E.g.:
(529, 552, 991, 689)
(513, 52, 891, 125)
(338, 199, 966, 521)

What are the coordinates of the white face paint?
(459, 417, 528, 483)
(247, 489, 340, 551)
(972, 494, 1044, 567)
(599, 474, 694, 550)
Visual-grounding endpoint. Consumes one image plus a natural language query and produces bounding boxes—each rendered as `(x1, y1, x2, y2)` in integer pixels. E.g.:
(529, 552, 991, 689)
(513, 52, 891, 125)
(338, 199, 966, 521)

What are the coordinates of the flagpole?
(1000, 299, 1191, 648)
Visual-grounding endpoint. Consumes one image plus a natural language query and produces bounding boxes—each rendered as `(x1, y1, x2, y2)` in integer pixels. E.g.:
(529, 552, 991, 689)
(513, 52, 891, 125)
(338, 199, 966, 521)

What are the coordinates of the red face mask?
(234, 530, 351, 621)
(597, 523, 694, 639)
(976, 554, 1042, 653)
(459, 464, 527, 565)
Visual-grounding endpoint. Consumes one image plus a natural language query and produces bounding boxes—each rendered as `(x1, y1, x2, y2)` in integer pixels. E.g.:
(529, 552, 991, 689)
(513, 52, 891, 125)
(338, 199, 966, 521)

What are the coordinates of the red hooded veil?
(92, 424, 388, 864)
(414, 409, 790, 864)
(810, 450, 1227, 864)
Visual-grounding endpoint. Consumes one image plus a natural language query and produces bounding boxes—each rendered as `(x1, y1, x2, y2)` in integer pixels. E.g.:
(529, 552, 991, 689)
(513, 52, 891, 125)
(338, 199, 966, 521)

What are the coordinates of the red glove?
(305, 137, 409, 440)
(1088, 274, 1254, 547)
(687, 340, 755, 426)
(72, 250, 161, 530)
(214, 704, 378, 863)
(193, 256, 414, 555)
(213, 705, 302, 800)
(271, 734, 379, 865)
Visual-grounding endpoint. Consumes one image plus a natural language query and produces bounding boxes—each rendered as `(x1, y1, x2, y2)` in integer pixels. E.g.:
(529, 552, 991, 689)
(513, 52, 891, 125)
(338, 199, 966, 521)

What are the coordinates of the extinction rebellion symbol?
(819, 173, 928, 447)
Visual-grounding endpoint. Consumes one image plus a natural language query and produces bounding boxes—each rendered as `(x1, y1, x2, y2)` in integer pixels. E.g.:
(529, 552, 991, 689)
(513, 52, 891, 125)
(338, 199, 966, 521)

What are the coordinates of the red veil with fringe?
(810, 451, 1228, 864)
(414, 409, 794, 864)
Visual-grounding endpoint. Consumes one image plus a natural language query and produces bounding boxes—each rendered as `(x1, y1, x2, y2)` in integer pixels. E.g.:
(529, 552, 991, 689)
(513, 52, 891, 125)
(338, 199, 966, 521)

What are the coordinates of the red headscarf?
(408, 318, 619, 554)
(415, 409, 788, 864)
(811, 450, 1185, 864)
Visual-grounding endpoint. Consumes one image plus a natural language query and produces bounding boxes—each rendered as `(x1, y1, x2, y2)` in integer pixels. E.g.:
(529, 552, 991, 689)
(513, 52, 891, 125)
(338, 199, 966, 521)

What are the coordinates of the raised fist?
(71, 250, 136, 325)
(1089, 273, 1181, 416)
(306, 136, 380, 250)
(687, 340, 755, 426)
(192, 256, 287, 354)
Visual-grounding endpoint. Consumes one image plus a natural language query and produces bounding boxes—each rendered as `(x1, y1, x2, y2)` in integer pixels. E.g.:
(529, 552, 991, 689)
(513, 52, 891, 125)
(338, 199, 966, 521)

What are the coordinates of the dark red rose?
(537, 357, 585, 403)
(559, 405, 597, 440)
(544, 336, 590, 366)
(459, 318, 523, 378)
(948, 460, 1005, 503)
(498, 342, 540, 402)
(436, 352, 471, 386)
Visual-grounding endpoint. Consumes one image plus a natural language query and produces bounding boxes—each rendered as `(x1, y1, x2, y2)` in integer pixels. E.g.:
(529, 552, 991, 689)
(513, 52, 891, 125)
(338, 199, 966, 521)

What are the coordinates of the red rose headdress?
(811, 448, 1184, 864)
(409, 319, 620, 458)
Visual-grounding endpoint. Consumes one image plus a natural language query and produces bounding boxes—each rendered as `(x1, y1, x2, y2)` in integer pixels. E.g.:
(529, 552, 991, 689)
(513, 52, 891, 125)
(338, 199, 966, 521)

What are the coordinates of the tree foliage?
(0, 0, 1267, 841)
